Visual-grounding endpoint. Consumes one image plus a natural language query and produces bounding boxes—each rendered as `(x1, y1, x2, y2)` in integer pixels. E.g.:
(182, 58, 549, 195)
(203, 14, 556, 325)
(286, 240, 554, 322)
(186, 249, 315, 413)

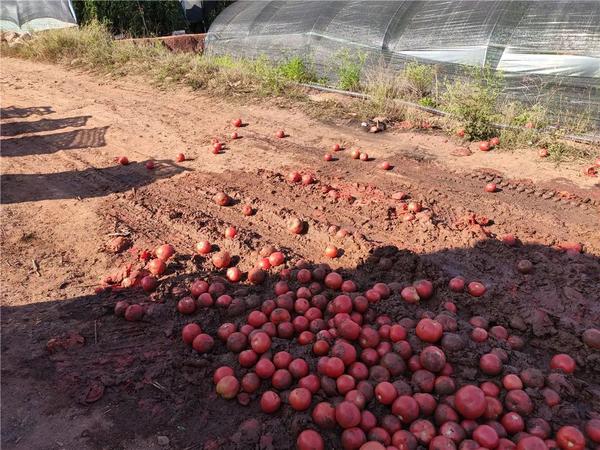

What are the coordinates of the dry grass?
(3, 22, 596, 160)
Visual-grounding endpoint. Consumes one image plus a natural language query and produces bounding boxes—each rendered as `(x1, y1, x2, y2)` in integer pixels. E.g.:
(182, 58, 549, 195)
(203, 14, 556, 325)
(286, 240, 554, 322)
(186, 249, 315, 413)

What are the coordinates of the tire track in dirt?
(2, 58, 599, 450)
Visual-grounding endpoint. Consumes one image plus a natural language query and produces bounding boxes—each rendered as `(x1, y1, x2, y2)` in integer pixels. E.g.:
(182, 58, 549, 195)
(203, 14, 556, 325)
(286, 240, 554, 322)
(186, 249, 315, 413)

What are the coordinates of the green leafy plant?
(334, 50, 366, 91)
(418, 96, 437, 108)
(442, 66, 503, 140)
(277, 57, 317, 83)
(401, 62, 437, 100)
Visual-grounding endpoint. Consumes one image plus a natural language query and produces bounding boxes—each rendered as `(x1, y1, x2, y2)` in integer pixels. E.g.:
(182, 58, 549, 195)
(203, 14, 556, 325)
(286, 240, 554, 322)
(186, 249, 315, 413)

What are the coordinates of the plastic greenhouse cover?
(206, 0, 600, 128)
(0, 0, 77, 34)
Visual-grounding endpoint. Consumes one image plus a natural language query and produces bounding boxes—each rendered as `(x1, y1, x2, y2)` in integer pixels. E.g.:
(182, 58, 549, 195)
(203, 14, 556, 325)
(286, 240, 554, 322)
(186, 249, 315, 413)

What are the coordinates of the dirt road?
(1, 57, 599, 449)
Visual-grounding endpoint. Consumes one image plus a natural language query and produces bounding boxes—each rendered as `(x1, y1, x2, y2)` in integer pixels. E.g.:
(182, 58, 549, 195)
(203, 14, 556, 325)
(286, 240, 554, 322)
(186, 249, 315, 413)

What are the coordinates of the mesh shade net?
(206, 0, 600, 129)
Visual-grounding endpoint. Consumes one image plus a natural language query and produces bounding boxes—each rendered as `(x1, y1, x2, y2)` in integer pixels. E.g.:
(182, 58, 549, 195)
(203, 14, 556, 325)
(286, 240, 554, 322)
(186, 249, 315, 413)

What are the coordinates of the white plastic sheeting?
(206, 1, 600, 127)
(0, 0, 77, 34)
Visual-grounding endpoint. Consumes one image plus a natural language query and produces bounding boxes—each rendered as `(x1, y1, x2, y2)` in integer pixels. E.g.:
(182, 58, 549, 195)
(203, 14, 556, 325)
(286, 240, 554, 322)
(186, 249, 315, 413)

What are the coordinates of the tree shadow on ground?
(1, 116, 92, 137)
(0, 105, 54, 119)
(0, 240, 598, 449)
(0, 126, 109, 157)
(0, 160, 188, 204)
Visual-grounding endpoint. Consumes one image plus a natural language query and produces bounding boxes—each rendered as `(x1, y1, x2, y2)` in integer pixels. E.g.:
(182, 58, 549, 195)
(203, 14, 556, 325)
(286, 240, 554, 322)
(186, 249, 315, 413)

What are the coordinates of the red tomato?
(324, 245, 338, 258)
(195, 240, 212, 255)
(296, 430, 324, 450)
(224, 226, 237, 239)
(556, 426, 585, 450)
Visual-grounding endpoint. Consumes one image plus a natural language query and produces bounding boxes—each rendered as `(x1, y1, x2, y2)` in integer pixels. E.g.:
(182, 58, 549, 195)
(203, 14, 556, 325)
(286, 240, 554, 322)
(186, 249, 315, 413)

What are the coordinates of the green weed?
(442, 66, 503, 140)
(334, 50, 366, 91)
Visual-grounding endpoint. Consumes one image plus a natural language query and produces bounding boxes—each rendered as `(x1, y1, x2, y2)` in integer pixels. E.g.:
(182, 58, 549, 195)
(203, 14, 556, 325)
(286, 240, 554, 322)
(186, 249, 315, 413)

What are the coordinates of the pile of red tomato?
(173, 259, 596, 450)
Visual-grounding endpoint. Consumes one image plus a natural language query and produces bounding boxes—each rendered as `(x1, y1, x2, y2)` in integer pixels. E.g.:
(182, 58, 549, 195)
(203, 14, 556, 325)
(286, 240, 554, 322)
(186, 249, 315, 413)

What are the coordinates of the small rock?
(157, 436, 169, 446)
(582, 328, 600, 350)
(510, 316, 527, 331)
(450, 147, 472, 157)
(106, 236, 131, 253)
(516, 259, 534, 274)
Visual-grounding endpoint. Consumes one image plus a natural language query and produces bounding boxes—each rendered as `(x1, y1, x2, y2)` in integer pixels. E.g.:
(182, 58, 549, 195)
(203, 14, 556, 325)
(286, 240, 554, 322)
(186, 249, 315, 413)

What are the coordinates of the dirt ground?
(1, 57, 599, 450)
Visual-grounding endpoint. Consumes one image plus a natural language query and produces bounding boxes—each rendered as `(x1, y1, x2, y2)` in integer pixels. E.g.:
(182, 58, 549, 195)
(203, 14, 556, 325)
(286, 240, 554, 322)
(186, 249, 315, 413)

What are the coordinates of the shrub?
(401, 61, 437, 100)
(442, 66, 503, 140)
(334, 50, 365, 91)
(278, 57, 317, 83)
(5, 20, 114, 66)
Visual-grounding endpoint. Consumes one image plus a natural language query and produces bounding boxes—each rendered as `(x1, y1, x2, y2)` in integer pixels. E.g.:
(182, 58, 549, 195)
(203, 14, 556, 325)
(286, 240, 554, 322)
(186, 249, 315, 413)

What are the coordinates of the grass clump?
(442, 66, 503, 140)
(537, 132, 595, 163)
(360, 61, 439, 121)
(4, 21, 115, 67)
(401, 62, 437, 102)
(361, 64, 404, 120)
(277, 56, 318, 83)
(2, 22, 305, 99)
(334, 50, 366, 91)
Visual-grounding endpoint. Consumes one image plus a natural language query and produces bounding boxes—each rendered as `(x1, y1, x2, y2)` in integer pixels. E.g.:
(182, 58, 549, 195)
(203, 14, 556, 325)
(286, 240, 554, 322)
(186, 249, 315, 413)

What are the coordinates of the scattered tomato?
(324, 245, 338, 258)
(485, 183, 497, 193)
(550, 354, 576, 374)
(224, 226, 237, 239)
(226, 267, 241, 282)
(195, 240, 212, 255)
(241, 204, 254, 216)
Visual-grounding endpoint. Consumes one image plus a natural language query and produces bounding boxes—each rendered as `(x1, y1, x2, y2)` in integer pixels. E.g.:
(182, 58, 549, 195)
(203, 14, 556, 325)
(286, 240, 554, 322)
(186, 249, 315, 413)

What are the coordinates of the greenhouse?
(206, 1, 600, 127)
